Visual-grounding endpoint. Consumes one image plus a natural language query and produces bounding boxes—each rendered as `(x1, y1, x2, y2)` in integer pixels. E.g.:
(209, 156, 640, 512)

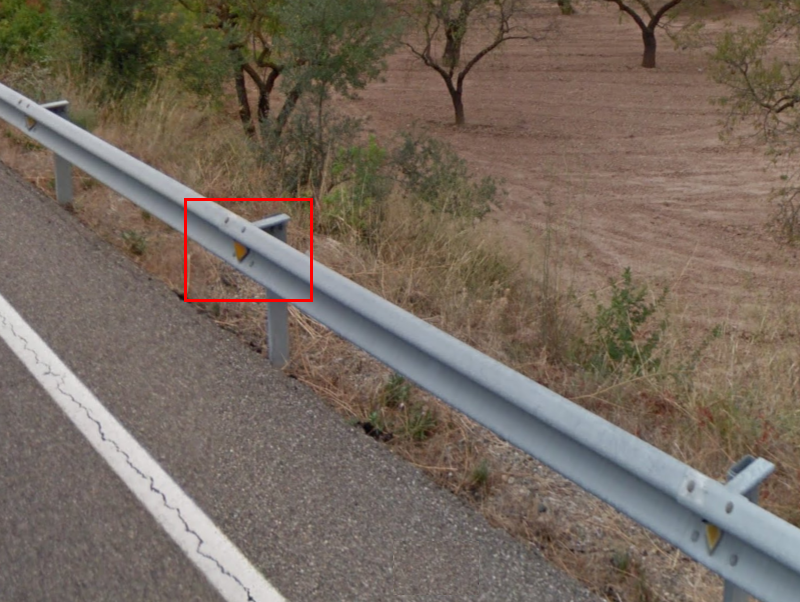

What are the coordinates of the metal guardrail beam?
(2, 82, 799, 602)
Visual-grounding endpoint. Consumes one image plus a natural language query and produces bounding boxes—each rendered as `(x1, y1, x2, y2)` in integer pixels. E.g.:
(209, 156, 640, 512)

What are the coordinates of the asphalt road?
(0, 160, 601, 602)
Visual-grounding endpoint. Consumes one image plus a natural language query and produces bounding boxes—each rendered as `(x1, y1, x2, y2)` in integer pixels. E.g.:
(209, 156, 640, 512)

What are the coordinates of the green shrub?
(379, 373, 411, 408)
(403, 403, 437, 441)
(557, 0, 575, 15)
(391, 130, 501, 220)
(0, 0, 56, 65)
(262, 100, 362, 198)
(580, 268, 668, 375)
(163, 5, 230, 99)
(320, 135, 392, 242)
(330, 135, 392, 206)
(56, 0, 170, 96)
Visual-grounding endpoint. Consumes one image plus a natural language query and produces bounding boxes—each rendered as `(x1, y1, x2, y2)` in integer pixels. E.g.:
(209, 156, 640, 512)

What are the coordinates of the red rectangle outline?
(183, 198, 313, 303)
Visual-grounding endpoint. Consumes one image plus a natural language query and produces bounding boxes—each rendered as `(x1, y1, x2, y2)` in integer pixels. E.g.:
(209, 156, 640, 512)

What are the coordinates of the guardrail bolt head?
(687, 480, 696, 492)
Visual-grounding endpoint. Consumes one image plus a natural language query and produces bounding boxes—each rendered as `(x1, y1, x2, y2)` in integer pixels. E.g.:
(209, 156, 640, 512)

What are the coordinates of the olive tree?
(272, 0, 399, 124)
(269, 0, 399, 199)
(175, 0, 284, 135)
(603, 0, 687, 68)
(399, 0, 550, 126)
(178, 0, 397, 136)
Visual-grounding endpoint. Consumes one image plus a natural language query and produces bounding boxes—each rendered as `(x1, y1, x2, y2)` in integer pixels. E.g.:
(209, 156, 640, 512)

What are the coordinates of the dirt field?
(348, 2, 799, 332)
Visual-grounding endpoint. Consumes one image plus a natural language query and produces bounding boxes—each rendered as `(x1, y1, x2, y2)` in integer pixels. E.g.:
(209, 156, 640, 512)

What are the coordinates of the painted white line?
(0, 291, 286, 602)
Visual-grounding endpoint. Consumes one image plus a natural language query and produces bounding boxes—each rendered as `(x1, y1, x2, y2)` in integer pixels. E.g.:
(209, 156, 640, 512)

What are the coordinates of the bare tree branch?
(605, 0, 649, 33)
(603, 0, 687, 66)
(650, 0, 684, 28)
(403, 0, 549, 124)
(631, 0, 655, 20)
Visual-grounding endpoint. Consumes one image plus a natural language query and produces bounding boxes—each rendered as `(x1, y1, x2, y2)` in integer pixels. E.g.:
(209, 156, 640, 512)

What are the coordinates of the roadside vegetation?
(1, 1, 799, 601)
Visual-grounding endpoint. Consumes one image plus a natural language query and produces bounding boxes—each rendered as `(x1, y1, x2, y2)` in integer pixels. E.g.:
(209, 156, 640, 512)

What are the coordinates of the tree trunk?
(258, 68, 281, 125)
(275, 86, 302, 137)
(256, 88, 269, 124)
(641, 28, 656, 68)
(234, 65, 255, 137)
(442, 19, 464, 69)
(449, 85, 465, 126)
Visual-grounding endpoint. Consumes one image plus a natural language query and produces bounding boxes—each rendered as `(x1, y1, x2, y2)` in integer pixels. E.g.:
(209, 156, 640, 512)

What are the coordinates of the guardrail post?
(722, 455, 775, 602)
(253, 214, 291, 368)
(41, 100, 73, 206)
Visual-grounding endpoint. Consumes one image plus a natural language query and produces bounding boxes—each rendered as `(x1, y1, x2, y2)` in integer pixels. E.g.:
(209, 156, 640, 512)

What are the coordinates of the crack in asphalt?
(1, 312, 257, 602)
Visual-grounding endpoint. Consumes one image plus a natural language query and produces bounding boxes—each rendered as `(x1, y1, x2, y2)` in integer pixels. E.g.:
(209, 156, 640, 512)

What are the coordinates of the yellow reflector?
(233, 241, 249, 262)
(25, 116, 36, 130)
(705, 523, 722, 553)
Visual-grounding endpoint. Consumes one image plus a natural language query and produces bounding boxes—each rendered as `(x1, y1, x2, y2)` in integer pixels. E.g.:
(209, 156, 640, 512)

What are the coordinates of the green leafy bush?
(557, 0, 576, 15)
(320, 135, 392, 242)
(580, 268, 668, 375)
(391, 130, 501, 220)
(56, 0, 170, 95)
(261, 100, 362, 197)
(0, 0, 55, 65)
(330, 135, 391, 205)
(379, 373, 411, 408)
(163, 5, 230, 99)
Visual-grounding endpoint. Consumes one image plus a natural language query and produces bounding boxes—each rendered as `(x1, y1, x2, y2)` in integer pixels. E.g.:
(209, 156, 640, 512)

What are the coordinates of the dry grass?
(1, 72, 798, 602)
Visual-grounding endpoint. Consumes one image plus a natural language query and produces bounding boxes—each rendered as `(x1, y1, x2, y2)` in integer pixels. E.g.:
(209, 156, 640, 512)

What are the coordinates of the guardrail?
(1, 82, 798, 602)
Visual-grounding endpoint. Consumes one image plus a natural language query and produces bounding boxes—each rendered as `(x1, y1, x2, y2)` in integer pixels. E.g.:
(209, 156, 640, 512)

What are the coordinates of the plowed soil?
(347, 2, 799, 331)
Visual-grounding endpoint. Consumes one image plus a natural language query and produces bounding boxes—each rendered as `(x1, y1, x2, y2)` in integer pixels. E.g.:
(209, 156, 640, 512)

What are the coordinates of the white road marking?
(0, 291, 286, 602)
